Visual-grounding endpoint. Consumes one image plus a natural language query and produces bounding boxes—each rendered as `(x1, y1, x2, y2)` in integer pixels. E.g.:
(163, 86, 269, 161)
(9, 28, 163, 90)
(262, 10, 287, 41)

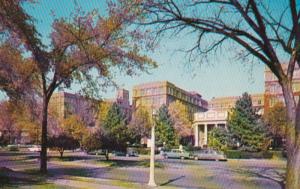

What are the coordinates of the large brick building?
(132, 81, 208, 117)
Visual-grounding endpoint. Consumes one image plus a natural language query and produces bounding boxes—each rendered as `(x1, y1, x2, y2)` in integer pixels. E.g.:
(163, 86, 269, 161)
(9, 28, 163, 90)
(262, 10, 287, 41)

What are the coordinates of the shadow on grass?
(47, 166, 102, 178)
(160, 175, 185, 186)
(95, 159, 164, 168)
(49, 155, 95, 162)
(0, 167, 47, 188)
(218, 165, 285, 189)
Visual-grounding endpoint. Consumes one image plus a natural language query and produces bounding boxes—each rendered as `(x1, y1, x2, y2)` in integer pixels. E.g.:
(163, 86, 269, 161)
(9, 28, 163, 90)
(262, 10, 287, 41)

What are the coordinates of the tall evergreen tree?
(155, 105, 177, 148)
(102, 103, 129, 153)
(228, 93, 268, 152)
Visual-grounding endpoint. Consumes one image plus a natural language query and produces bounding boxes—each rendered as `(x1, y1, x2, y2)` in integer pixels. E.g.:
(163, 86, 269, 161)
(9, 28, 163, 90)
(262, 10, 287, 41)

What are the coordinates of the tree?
(118, 1, 300, 187)
(0, 1, 155, 173)
(0, 101, 19, 145)
(14, 100, 42, 144)
(168, 101, 192, 145)
(264, 102, 288, 149)
(61, 115, 89, 147)
(48, 134, 79, 158)
(82, 130, 103, 153)
(97, 101, 112, 128)
(102, 103, 129, 155)
(155, 105, 177, 148)
(208, 127, 231, 152)
(128, 106, 152, 144)
(228, 93, 268, 152)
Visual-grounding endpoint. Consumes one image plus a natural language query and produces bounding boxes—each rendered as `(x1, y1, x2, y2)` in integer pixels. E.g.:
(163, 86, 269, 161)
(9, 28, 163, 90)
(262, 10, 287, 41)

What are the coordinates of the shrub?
(48, 134, 79, 158)
(225, 150, 274, 159)
(225, 150, 242, 159)
(7, 145, 19, 151)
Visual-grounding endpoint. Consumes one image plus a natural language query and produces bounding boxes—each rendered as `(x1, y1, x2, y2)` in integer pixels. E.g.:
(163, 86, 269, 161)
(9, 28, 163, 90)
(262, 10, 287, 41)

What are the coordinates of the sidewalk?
(48, 176, 182, 189)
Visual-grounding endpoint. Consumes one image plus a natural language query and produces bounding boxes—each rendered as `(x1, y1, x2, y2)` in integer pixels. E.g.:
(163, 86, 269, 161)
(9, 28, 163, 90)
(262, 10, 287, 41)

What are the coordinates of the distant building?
(49, 89, 132, 128)
(104, 88, 132, 121)
(132, 81, 208, 117)
(264, 64, 300, 110)
(209, 93, 264, 112)
(49, 92, 97, 127)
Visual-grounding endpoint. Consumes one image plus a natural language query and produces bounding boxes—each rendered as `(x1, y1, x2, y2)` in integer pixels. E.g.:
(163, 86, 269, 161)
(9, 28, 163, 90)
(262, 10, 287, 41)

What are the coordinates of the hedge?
(225, 150, 281, 159)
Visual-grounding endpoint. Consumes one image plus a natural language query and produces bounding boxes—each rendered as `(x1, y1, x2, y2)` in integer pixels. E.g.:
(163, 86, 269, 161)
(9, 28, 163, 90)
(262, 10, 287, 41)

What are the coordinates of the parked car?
(126, 148, 139, 157)
(28, 145, 41, 152)
(112, 151, 127, 156)
(162, 149, 191, 159)
(86, 149, 106, 155)
(192, 149, 227, 161)
(7, 145, 19, 151)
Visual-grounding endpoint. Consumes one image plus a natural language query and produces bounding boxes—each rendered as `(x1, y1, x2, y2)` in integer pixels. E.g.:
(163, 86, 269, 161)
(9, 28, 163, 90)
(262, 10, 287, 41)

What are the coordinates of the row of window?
(133, 87, 165, 97)
(266, 82, 300, 94)
(167, 87, 200, 105)
(136, 95, 165, 106)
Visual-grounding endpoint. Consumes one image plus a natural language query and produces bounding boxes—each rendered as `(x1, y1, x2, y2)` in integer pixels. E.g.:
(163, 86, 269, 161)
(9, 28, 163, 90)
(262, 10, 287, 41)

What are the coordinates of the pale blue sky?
(11, 0, 267, 101)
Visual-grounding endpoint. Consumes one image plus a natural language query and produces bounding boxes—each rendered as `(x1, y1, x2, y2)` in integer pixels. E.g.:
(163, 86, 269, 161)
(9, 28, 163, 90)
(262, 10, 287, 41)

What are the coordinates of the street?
(0, 151, 286, 189)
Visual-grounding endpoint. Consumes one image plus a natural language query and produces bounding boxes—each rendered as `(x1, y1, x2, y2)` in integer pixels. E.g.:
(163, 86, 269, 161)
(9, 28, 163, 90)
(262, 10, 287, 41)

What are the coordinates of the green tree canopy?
(102, 103, 129, 152)
(128, 107, 152, 144)
(228, 93, 268, 152)
(168, 100, 192, 145)
(208, 127, 233, 152)
(155, 104, 177, 148)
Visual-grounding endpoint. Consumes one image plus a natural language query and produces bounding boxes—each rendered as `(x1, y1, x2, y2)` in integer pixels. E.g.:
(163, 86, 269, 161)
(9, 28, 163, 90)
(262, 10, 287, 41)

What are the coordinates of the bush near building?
(208, 127, 232, 152)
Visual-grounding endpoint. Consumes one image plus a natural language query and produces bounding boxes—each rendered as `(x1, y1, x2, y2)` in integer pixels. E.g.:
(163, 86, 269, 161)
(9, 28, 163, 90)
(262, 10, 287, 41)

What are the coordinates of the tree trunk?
(40, 97, 49, 174)
(286, 146, 300, 189)
(105, 150, 109, 160)
(281, 82, 300, 189)
(59, 149, 64, 158)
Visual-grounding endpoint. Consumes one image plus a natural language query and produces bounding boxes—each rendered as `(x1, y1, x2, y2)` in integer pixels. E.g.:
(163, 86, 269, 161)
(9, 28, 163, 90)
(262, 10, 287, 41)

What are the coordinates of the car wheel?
(180, 156, 185, 160)
(194, 156, 198, 160)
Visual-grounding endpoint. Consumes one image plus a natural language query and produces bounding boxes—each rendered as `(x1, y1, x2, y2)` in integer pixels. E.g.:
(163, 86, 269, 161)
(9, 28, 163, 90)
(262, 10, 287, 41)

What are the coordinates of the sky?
(8, 0, 268, 102)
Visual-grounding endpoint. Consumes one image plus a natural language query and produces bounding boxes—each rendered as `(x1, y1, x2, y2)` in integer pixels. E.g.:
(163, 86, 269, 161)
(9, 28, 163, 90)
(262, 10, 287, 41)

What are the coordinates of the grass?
(15, 183, 70, 189)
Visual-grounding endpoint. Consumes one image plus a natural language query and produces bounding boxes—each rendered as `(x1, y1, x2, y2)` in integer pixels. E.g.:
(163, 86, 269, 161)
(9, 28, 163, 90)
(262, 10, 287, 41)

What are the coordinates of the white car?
(192, 149, 227, 161)
(28, 145, 41, 152)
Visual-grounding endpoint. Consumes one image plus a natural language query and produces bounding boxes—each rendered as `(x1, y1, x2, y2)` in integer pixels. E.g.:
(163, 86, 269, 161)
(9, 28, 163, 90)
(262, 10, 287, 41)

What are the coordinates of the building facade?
(49, 92, 97, 127)
(193, 110, 228, 147)
(208, 93, 264, 112)
(264, 64, 300, 110)
(104, 89, 132, 121)
(132, 81, 208, 117)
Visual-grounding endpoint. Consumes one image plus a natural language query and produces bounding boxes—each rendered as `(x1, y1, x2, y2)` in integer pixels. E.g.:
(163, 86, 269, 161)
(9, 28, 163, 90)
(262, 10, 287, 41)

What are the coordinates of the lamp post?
(148, 109, 157, 187)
